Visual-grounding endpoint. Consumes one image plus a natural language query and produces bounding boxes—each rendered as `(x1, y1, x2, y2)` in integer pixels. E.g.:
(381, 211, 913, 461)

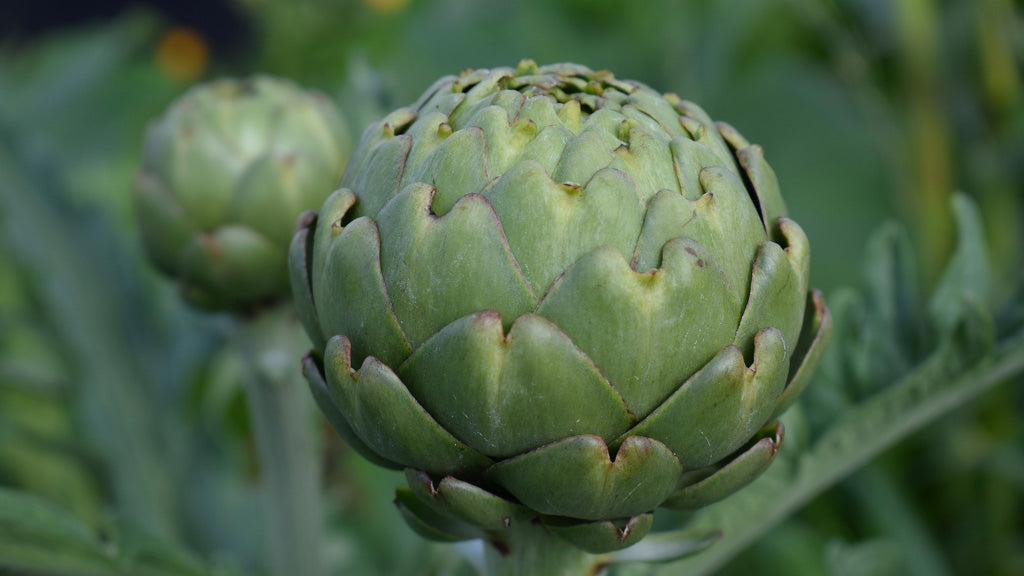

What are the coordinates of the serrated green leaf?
(928, 194, 992, 336)
(106, 518, 218, 576)
(0, 489, 235, 576)
(0, 137, 178, 538)
(854, 222, 926, 389)
(0, 488, 118, 576)
(825, 538, 904, 576)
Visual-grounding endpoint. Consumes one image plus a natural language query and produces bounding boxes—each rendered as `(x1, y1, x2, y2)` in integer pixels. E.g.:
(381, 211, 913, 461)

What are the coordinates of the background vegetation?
(1, 1, 1022, 574)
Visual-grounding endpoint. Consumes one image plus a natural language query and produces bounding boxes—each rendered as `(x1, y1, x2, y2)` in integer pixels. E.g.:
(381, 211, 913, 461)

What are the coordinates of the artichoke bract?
(136, 76, 350, 311)
(291, 61, 831, 553)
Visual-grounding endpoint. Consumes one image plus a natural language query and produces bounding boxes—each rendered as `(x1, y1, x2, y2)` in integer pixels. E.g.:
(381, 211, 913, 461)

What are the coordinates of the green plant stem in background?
(974, 0, 1024, 301)
(896, 0, 953, 283)
(234, 308, 323, 576)
(482, 522, 602, 576)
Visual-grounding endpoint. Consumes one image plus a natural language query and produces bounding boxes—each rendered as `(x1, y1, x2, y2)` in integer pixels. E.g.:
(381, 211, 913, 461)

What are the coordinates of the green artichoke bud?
(291, 61, 832, 553)
(136, 76, 350, 311)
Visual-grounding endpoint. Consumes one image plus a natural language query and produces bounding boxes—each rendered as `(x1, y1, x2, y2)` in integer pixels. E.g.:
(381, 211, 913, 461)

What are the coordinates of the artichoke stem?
(483, 520, 604, 576)
(236, 308, 324, 576)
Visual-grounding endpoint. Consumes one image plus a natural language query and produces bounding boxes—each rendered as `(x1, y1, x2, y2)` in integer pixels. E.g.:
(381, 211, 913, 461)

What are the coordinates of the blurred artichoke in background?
(291, 60, 831, 553)
(136, 76, 351, 311)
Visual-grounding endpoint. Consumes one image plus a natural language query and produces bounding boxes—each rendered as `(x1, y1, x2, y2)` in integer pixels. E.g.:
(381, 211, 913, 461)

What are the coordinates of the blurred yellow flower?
(364, 0, 411, 15)
(155, 27, 209, 82)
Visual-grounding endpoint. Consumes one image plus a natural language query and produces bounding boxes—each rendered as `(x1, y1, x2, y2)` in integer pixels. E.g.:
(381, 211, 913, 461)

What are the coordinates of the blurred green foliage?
(1, 0, 1022, 574)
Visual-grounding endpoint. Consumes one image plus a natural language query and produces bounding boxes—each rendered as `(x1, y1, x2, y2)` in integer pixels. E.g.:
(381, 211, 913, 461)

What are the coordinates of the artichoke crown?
(137, 76, 350, 311)
(292, 61, 831, 552)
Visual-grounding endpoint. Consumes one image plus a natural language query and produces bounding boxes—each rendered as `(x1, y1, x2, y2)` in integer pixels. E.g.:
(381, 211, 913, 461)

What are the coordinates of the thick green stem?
(483, 521, 603, 576)
(236, 308, 323, 576)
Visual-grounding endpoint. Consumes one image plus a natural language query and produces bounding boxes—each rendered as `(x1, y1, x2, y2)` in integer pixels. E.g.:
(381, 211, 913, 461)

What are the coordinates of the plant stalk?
(482, 520, 604, 576)
(236, 307, 323, 576)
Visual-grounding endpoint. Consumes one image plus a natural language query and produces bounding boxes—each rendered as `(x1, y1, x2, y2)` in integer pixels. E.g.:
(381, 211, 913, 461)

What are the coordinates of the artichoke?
(136, 76, 350, 311)
(291, 60, 831, 553)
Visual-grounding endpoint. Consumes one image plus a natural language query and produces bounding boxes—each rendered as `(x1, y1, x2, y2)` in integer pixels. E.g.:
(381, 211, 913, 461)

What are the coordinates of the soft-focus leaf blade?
(0, 488, 118, 575)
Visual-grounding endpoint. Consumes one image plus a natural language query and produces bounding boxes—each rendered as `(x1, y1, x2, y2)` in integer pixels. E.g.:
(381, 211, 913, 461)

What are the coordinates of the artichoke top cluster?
(291, 60, 831, 553)
(136, 76, 350, 312)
